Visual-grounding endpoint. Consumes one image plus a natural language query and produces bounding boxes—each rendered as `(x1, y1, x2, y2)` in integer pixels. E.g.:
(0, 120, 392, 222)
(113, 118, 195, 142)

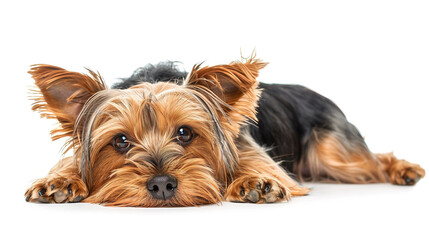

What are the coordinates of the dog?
(25, 58, 425, 206)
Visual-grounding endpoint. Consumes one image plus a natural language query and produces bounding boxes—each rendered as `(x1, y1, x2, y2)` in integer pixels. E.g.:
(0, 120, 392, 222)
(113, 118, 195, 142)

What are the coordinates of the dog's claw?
(279, 191, 284, 199)
(405, 177, 412, 185)
(72, 195, 84, 203)
(38, 189, 46, 197)
(263, 184, 271, 193)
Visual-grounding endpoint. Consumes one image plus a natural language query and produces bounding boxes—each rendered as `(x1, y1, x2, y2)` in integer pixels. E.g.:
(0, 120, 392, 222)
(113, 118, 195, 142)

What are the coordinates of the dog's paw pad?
(226, 176, 290, 203)
(390, 161, 425, 186)
(25, 176, 88, 203)
(245, 189, 260, 202)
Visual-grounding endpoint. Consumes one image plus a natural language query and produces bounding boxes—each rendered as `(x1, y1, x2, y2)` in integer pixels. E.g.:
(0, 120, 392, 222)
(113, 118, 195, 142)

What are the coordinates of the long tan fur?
(25, 58, 425, 207)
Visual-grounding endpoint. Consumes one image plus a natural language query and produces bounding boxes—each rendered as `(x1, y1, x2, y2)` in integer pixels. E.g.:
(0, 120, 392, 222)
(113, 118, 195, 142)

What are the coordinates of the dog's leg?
(225, 133, 310, 203)
(296, 130, 425, 185)
(25, 157, 88, 203)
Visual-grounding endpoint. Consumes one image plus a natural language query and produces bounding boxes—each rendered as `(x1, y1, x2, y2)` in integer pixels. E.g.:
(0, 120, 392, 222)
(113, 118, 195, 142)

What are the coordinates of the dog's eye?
(176, 126, 194, 144)
(112, 134, 131, 153)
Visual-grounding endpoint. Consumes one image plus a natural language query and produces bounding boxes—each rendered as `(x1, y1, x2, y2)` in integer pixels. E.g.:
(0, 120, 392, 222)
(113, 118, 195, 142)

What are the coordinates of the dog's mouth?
(84, 164, 223, 207)
(141, 173, 222, 207)
(86, 187, 221, 208)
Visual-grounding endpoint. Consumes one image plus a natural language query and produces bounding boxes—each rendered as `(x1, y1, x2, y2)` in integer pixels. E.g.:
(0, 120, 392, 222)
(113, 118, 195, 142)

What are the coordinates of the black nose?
(146, 175, 178, 200)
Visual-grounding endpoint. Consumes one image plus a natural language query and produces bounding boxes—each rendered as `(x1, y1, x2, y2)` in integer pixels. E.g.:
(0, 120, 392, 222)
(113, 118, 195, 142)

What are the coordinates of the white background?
(0, 0, 428, 239)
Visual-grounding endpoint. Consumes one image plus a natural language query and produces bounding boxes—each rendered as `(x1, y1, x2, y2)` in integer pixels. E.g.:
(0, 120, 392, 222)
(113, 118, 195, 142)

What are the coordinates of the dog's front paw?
(25, 175, 88, 203)
(225, 175, 291, 203)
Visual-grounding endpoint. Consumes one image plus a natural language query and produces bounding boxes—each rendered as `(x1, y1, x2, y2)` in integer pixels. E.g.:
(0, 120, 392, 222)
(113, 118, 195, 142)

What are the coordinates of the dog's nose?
(146, 175, 177, 200)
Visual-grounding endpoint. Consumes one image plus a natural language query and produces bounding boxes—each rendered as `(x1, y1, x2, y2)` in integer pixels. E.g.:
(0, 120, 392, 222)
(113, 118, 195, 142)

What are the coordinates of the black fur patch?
(112, 61, 187, 89)
(249, 83, 349, 171)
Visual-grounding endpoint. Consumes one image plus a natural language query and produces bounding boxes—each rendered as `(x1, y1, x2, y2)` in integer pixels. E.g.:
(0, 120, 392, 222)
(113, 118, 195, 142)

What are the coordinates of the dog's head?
(29, 59, 267, 207)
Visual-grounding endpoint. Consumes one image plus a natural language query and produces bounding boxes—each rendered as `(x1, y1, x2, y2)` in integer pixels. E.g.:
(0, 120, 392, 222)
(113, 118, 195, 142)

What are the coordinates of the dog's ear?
(29, 64, 107, 140)
(185, 58, 267, 127)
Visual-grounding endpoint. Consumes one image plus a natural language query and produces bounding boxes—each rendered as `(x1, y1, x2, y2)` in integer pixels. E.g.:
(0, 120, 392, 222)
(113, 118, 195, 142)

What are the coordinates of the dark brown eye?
(112, 134, 131, 153)
(176, 126, 194, 144)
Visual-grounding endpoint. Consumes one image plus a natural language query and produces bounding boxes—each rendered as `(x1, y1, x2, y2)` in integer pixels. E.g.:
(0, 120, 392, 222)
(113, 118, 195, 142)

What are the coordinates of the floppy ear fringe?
(28, 64, 107, 146)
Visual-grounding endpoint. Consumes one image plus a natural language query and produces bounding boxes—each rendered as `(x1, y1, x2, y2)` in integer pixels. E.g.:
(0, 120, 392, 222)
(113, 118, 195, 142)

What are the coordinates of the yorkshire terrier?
(25, 58, 425, 207)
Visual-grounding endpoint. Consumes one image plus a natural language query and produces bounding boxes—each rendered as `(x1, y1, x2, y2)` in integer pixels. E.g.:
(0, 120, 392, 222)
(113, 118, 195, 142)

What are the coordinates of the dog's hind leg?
(375, 152, 425, 185)
(295, 129, 425, 185)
